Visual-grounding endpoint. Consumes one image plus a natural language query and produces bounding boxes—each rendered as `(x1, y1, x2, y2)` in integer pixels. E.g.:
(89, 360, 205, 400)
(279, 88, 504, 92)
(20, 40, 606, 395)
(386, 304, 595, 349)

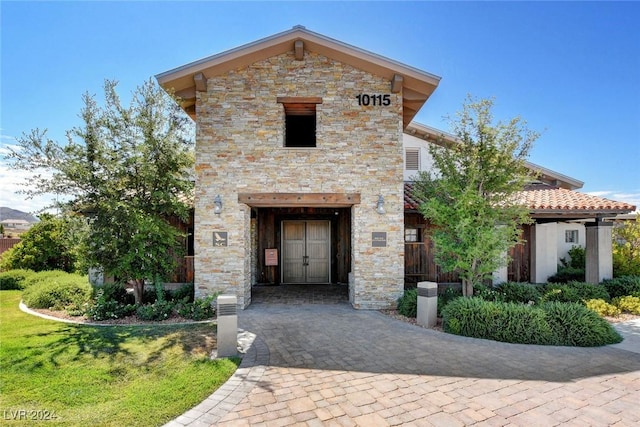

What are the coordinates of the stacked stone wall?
(194, 50, 404, 308)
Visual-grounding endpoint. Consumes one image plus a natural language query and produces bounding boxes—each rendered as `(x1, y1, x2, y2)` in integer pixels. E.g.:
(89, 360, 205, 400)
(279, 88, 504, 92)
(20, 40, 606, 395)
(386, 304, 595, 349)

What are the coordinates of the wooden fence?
(0, 238, 21, 255)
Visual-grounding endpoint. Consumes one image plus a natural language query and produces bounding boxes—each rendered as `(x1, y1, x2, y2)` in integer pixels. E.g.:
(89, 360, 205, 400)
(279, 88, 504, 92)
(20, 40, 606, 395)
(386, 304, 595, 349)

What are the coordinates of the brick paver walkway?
(167, 295, 640, 426)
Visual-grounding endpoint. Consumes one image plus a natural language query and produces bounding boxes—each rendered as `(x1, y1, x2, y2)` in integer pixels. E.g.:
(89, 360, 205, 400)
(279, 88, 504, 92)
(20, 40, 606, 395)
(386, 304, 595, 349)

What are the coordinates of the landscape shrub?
(175, 295, 216, 321)
(541, 302, 622, 346)
(547, 266, 585, 284)
(613, 295, 640, 315)
(136, 300, 175, 321)
(438, 286, 462, 317)
(497, 282, 542, 304)
(562, 245, 586, 270)
(85, 289, 136, 321)
(602, 276, 640, 298)
(441, 297, 555, 345)
(22, 270, 73, 289)
(397, 288, 418, 318)
(473, 284, 502, 302)
(585, 299, 621, 317)
(22, 272, 92, 311)
(543, 282, 610, 304)
(169, 283, 195, 303)
(0, 269, 35, 290)
(93, 282, 134, 305)
(442, 297, 622, 346)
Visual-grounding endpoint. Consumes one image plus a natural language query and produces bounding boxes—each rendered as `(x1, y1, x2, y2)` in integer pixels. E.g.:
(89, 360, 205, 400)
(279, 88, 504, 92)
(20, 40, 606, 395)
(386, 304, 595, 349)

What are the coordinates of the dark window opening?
(277, 97, 322, 148)
(286, 114, 316, 147)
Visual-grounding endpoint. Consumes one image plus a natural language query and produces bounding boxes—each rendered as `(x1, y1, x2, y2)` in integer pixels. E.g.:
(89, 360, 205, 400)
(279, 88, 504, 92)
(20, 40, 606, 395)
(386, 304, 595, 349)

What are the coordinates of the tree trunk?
(129, 279, 145, 304)
(462, 278, 474, 297)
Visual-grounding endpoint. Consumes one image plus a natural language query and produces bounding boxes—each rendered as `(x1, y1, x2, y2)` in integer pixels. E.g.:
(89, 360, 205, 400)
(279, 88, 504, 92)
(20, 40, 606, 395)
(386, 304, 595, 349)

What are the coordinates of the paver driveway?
(169, 302, 640, 426)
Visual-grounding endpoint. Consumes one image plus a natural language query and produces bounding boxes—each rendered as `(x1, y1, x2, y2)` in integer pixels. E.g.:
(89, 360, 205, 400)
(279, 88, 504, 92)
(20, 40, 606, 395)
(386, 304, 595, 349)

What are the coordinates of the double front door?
(282, 220, 330, 284)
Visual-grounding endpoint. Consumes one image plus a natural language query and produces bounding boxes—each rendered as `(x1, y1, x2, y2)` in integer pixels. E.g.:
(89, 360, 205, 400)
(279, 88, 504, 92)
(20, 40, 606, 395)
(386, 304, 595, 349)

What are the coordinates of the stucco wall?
(556, 222, 586, 263)
(402, 133, 436, 181)
(194, 50, 404, 308)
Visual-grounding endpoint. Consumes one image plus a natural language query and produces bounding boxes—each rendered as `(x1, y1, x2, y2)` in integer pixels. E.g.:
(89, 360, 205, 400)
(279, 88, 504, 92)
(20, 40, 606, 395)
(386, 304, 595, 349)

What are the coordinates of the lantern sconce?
(214, 195, 223, 215)
(376, 195, 385, 215)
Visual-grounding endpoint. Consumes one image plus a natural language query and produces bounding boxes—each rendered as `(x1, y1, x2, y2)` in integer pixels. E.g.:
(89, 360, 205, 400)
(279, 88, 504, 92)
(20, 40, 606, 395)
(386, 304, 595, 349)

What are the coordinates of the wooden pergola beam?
(239, 193, 360, 207)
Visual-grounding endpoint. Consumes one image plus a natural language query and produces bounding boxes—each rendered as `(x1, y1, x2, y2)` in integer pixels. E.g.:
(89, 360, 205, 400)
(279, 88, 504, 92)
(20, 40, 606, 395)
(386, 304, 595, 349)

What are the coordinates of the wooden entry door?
(282, 220, 330, 284)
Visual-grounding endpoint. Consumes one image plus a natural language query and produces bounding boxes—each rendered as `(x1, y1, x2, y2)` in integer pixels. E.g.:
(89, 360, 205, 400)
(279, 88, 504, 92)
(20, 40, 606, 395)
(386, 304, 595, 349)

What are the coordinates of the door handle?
(303, 255, 309, 266)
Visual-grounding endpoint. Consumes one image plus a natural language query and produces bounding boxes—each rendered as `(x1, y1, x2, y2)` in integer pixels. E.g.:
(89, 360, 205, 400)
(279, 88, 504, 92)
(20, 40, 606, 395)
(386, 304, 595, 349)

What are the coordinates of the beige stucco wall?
(194, 50, 404, 309)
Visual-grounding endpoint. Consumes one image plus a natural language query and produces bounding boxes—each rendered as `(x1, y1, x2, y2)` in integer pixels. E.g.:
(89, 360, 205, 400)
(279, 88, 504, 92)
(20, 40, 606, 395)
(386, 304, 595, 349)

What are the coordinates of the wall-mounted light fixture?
(376, 195, 385, 215)
(214, 195, 223, 215)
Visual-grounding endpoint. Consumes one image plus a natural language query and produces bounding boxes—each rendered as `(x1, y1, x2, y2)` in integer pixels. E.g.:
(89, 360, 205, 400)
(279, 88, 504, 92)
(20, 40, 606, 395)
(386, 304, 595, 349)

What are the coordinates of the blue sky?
(1, 1, 639, 213)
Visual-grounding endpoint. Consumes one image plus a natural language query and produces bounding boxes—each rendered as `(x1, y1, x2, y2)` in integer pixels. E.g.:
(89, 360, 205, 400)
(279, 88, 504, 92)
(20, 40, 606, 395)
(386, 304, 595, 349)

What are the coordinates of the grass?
(0, 291, 239, 426)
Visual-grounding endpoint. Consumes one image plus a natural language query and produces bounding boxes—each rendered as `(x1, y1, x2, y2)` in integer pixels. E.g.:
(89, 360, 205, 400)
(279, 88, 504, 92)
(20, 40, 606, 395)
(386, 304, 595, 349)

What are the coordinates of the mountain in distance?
(0, 207, 39, 223)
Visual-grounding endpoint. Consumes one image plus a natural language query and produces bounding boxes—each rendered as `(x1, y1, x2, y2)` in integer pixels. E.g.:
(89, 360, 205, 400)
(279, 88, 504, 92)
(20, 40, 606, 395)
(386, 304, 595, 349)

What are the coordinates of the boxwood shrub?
(0, 269, 35, 290)
(22, 271, 93, 311)
(603, 276, 640, 298)
(442, 297, 622, 347)
(543, 281, 610, 303)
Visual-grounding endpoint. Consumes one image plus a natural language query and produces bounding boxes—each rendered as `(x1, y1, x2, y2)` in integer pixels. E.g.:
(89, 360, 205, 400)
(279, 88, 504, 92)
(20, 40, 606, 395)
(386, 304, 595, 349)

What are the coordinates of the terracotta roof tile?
(404, 182, 636, 214)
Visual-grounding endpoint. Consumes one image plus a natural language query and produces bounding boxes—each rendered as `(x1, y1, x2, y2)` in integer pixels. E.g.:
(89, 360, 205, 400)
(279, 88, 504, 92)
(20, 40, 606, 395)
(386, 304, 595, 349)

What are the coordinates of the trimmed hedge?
(442, 297, 622, 347)
(603, 276, 640, 298)
(542, 282, 610, 303)
(22, 271, 92, 311)
(0, 269, 35, 290)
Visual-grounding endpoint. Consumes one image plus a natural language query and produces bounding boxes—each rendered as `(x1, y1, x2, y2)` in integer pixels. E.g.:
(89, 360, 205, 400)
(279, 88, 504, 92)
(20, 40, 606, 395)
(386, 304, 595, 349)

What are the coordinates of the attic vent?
(405, 148, 420, 170)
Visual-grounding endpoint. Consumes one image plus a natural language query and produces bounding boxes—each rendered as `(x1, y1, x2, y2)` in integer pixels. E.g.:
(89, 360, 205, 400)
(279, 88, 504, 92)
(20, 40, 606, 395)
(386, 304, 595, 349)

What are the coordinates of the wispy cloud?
(585, 190, 640, 213)
(0, 162, 57, 214)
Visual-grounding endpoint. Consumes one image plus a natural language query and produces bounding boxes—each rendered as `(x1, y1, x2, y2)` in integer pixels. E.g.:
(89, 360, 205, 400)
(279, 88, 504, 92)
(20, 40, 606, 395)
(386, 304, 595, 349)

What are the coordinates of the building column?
(531, 222, 558, 283)
(585, 221, 613, 284)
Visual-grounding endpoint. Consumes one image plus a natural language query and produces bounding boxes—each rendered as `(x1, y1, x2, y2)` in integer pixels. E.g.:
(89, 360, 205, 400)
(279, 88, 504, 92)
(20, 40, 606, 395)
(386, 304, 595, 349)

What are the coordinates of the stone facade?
(194, 50, 405, 308)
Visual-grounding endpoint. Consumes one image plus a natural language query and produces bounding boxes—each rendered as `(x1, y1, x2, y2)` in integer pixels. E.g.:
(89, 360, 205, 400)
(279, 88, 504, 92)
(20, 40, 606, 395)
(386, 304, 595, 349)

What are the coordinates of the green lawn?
(0, 291, 239, 426)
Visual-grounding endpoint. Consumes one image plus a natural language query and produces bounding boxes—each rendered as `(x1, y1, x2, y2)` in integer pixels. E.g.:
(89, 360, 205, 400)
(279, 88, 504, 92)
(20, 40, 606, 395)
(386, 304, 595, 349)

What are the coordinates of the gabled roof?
(404, 122, 585, 190)
(156, 26, 441, 127)
(404, 182, 636, 218)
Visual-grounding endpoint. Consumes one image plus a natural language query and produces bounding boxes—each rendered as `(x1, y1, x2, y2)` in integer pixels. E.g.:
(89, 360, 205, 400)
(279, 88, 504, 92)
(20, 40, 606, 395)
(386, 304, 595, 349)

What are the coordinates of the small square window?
(565, 230, 579, 243)
(405, 228, 419, 242)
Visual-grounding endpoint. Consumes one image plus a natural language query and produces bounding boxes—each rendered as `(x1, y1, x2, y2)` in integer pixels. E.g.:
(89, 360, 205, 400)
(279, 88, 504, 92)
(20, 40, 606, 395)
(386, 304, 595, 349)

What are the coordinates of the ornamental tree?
(413, 96, 537, 297)
(613, 214, 640, 277)
(6, 79, 194, 303)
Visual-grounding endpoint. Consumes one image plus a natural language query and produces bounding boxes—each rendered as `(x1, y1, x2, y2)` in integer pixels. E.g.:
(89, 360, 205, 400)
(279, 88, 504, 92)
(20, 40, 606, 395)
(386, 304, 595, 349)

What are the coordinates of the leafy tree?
(613, 214, 640, 277)
(413, 96, 537, 297)
(6, 79, 194, 303)
(0, 213, 85, 273)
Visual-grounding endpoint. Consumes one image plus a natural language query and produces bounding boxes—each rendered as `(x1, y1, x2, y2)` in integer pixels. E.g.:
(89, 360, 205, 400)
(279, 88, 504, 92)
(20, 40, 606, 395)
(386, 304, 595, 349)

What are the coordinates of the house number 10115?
(356, 94, 391, 106)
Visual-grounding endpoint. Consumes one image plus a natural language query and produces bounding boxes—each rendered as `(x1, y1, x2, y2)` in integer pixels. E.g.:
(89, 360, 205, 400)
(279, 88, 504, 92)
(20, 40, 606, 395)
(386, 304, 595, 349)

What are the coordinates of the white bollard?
(216, 295, 238, 358)
(416, 281, 438, 328)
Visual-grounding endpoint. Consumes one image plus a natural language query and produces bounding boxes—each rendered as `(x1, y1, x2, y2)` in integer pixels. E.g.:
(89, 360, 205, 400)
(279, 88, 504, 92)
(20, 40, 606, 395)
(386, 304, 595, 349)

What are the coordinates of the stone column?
(585, 221, 613, 284)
